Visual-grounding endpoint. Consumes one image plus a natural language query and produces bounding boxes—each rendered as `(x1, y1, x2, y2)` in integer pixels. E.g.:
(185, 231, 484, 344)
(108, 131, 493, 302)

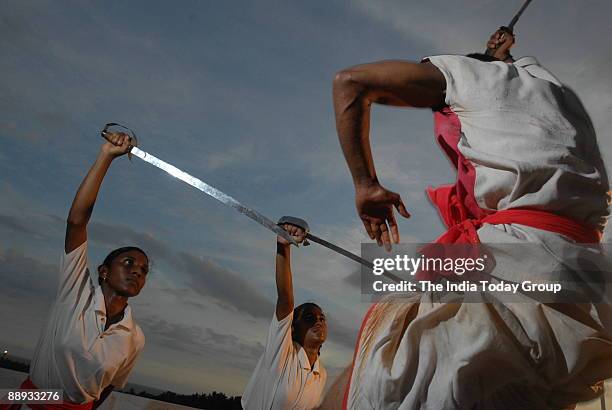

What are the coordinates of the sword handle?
(100, 122, 138, 160)
(484, 26, 514, 57)
(277, 216, 310, 246)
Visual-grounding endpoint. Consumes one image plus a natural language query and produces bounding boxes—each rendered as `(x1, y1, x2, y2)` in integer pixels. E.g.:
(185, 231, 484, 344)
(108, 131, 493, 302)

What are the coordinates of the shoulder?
(425, 54, 511, 78)
(424, 54, 516, 109)
(132, 323, 146, 352)
(61, 240, 88, 266)
(513, 56, 562, 86)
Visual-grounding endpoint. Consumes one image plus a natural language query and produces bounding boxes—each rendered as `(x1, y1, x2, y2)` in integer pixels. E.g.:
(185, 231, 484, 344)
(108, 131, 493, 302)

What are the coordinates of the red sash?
(0, 378, 93, 410)
(427, 184, 601, 246)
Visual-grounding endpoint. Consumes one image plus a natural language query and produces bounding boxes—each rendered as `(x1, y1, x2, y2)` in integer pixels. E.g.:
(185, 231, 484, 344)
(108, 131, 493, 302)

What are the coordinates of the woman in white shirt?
(242, 219, 327, 410)
(8, 132, 148, 410)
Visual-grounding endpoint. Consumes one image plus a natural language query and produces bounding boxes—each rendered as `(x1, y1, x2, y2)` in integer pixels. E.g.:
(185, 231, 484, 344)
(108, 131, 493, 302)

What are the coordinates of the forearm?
(333, 76, 378, 188)
(67, 150, 114, 227)
(275, 243, 294, 320)
(333, 61, 445, 189)
(65, 150, 116, 253)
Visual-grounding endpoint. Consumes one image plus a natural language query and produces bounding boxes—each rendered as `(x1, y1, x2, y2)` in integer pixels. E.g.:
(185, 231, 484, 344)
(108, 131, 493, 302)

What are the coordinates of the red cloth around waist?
(0, 378, 93, 410)
(427, 184, 601, 245)
(419, 184, 601, 281)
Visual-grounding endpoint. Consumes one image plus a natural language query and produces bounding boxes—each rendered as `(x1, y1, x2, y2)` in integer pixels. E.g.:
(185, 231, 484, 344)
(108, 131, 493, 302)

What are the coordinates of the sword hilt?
(484, 26, 516, 58)
(484, 0, 533, 57)
(277, 216, 311, 246)
(100, 122, 138, 161)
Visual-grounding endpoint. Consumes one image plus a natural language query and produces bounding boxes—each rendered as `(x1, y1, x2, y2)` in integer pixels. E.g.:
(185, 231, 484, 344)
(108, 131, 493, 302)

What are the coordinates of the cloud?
(204, 141, 258, 171)
(138, 316, 264, 371)
(178, 252, 274, 319)
(0, 214, 39, 236)
(342, 269, 362, 290)
(0, 248, 56, 301)
(88, 221, 178, 265)
(326, 316, 359, 350)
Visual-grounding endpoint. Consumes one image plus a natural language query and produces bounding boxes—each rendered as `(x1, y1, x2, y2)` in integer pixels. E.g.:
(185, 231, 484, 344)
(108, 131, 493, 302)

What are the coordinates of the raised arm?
(332, 60, 446, 249)
(275, 223, 306, 321)
(65, 133, 132, 254)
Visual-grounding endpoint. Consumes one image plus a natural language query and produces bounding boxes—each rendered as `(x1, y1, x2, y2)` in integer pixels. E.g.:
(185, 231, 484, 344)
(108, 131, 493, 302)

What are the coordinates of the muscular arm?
(275, 223, 305, 321)
(332, 60, 446, 248)
(275, 242, 294, 321)
(65, 134, 131, 254)
(332, 60, 446, 188)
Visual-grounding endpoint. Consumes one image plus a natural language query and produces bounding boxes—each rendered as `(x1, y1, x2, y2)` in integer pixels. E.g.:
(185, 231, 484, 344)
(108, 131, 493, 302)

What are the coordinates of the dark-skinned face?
(99, 250, 148, 297)
(293, 305, 327, 347)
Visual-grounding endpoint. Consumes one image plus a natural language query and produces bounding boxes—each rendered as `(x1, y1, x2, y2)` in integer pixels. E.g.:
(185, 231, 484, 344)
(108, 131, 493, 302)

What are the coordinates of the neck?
(302, 344, 321, 368)
(101, 285, 129, 325)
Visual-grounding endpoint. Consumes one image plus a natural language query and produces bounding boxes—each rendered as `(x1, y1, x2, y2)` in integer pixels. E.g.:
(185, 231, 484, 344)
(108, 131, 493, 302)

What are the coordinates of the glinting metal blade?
(306, 232, 402, 283)
(507, 0, 533, 31)
(129, 147, 298, 246)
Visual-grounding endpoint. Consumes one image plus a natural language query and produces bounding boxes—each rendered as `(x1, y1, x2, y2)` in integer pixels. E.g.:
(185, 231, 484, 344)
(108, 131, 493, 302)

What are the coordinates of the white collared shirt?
(29, 241, 145, 403)
(242, 311, 327, 410)
(425, 54, 609, 230)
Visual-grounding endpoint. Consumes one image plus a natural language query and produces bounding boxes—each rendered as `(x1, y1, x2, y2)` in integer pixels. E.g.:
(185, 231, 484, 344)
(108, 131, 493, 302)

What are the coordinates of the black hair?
(292, 302, 324, 355)
(465, 53, 501, 62)
(98, 246, 148, 286)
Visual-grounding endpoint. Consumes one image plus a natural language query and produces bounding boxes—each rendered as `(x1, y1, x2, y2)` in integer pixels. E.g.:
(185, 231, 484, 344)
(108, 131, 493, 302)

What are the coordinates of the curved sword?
(101, 129, 298, 246)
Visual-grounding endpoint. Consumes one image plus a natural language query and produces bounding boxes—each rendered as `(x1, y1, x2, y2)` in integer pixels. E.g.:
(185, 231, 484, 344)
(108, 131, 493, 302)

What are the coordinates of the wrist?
(277, 241, 290, 254)
(98, 149, 116, 162)
(354, 177, 379, 190)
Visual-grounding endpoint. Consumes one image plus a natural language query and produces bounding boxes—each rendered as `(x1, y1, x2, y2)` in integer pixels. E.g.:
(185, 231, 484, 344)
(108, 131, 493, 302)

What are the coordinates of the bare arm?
(65, 133, 132, 254)
(275, 224, 306, 321)
(332, 60, 446, 248)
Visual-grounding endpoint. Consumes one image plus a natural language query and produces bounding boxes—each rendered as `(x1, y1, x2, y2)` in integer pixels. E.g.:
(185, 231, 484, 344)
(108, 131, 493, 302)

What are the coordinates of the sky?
(1, 0, 611, 396)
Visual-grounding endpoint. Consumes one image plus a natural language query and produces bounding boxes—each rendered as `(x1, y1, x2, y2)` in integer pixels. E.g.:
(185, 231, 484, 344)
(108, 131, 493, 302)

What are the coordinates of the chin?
(117, 286, 140, 298)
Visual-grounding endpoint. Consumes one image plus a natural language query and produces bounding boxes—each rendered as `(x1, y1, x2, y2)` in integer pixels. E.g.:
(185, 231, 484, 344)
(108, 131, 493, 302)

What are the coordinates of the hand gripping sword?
(485, 0, 533, 56)
(101, 123, 401, 282)
(278, 216, 402, 283)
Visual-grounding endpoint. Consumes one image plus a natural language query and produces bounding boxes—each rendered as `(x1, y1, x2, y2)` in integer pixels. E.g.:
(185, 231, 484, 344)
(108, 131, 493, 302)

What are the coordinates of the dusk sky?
(1, 0, 611, 396)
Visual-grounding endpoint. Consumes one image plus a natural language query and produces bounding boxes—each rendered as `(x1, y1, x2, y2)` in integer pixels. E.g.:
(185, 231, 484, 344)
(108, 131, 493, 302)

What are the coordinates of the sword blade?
(507, 0, 533, 31)
(305, 233, 402, 283)
(130, 147, 298, 246)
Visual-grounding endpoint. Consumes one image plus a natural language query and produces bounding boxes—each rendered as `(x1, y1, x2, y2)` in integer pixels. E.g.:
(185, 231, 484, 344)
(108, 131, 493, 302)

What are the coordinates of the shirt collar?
(93, 285, 135, 331)
(514, 56, 539, 68)
(296, 344, 321, 375)
(513, 56, 562, 86)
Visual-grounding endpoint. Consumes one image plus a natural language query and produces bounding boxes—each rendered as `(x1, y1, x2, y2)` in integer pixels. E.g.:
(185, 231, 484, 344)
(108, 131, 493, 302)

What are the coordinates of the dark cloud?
(0, 214, 39, 236)
(138, 316, 264, 371)
(327, 316, 358, 350)
(88, 221, 178, 264)
(342, 269, 361, 289)
(0, 248, 56, 301)
(0, 212, 68, 242)
(178, 252, 274, 320)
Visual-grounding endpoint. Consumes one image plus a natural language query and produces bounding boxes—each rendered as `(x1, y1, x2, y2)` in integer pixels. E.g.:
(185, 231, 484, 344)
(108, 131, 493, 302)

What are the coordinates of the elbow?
(333, 69, 360, 93)
(333, 68, 369, 109)
(66, 216, 87, 228)
(67, 205, 93, 228)
(277, 294, 294, 311)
